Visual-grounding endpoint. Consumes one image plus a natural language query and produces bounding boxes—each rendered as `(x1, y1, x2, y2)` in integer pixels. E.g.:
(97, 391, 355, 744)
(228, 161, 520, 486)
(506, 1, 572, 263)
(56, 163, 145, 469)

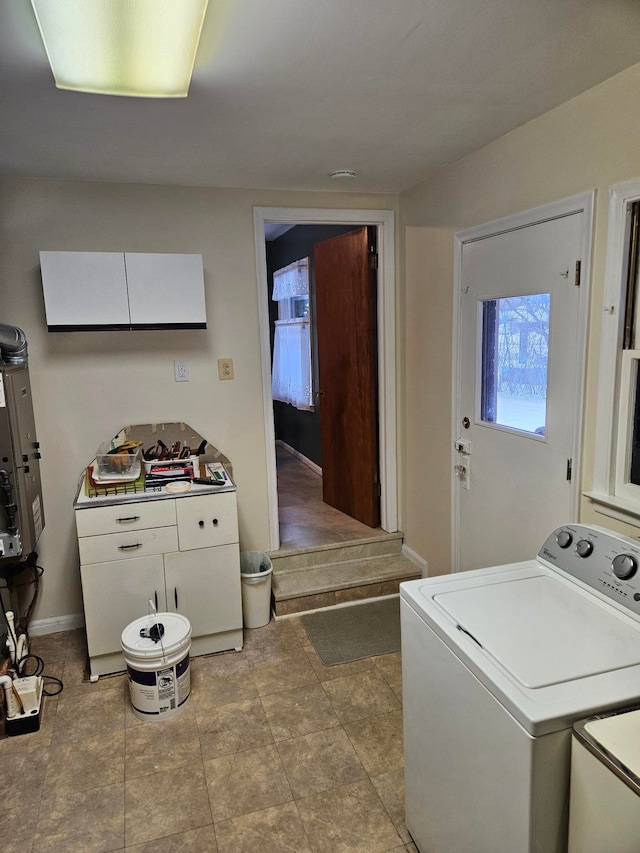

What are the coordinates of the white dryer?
(400, 524, 640, 853)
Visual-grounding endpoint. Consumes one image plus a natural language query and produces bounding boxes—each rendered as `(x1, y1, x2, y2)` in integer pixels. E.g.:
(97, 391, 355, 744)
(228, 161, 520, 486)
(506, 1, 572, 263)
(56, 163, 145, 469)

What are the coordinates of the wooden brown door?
(314, 226, 380, 527)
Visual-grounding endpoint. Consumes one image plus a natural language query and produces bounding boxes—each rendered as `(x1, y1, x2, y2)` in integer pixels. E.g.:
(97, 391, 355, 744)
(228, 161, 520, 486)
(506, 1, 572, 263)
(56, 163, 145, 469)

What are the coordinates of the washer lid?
(434, 575, 640, 688)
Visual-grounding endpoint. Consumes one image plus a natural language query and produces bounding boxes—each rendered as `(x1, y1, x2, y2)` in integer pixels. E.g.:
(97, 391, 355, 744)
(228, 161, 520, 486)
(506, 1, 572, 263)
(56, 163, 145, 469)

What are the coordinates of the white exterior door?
(454, 198, 591, 571)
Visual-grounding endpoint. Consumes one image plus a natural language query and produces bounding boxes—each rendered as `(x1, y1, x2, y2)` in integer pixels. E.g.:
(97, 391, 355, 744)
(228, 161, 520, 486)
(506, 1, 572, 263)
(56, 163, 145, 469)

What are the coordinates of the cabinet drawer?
(176, 492, 239, 550)
(78, 526, 178, 565)
(75, 499, 176, 537)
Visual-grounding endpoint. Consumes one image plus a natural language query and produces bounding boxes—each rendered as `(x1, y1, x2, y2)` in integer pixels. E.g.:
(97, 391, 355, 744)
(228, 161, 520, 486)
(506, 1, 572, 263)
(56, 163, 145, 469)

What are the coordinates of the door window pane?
(480, 293, 550, 435)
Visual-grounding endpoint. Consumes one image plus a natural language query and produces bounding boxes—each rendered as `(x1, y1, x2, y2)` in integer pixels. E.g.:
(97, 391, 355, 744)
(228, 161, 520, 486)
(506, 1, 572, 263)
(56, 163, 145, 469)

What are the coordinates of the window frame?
(587, 179, 640, 524)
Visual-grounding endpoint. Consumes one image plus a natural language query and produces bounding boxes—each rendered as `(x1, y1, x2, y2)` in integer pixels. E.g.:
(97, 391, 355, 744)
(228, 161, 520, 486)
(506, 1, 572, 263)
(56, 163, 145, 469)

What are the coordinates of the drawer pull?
(118, 542, 142, 551)
(116, 516, 141, 523)
(212, 518, 219, 526)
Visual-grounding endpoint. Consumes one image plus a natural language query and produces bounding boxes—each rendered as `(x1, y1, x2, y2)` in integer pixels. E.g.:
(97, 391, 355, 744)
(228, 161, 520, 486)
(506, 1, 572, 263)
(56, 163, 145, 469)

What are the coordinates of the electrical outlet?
(218, 358, 234, 380)
(174, 359, 189, 382)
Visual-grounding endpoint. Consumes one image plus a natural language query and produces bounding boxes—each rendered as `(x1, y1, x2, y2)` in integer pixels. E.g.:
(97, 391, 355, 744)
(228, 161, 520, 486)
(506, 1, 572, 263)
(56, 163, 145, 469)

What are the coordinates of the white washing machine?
(400, 524, 640, 853)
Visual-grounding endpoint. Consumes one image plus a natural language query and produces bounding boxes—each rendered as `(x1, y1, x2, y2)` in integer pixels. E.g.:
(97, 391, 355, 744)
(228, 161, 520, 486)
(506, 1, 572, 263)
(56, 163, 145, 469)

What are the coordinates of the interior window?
(589, 186, 640, 522)
(480, 293, 550, 436)
(271, 258, 313, 411)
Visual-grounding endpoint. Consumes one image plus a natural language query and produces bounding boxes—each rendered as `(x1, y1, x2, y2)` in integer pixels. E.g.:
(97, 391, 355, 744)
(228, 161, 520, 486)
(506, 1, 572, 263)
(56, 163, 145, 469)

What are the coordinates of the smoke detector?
(329, 169, 358, 180)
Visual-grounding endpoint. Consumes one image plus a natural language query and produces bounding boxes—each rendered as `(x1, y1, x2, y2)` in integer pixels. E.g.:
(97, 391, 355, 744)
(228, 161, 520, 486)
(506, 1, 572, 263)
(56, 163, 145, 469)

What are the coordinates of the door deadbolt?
(462, 416, 470, 429)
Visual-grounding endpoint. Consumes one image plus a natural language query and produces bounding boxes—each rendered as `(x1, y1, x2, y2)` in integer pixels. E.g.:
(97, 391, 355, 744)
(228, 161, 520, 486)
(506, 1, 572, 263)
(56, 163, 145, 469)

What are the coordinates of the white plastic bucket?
(240, 551, 273, 628)
(121, 612, 192, 722)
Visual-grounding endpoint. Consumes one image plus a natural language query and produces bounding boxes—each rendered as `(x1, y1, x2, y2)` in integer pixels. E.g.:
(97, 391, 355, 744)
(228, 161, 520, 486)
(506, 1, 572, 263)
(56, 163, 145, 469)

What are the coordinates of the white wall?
(0, 178, 396, 627)
(400, 61, 640, 575)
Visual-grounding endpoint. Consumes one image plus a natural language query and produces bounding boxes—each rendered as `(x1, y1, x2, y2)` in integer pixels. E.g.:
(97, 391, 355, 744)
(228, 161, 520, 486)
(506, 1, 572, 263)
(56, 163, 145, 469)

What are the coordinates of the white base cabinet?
(75, 490, 243, 678)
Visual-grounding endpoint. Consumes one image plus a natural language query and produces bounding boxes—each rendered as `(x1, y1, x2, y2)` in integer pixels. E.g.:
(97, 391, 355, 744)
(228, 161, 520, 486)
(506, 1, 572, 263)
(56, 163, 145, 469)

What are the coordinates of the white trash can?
(240, 551, 273, 628)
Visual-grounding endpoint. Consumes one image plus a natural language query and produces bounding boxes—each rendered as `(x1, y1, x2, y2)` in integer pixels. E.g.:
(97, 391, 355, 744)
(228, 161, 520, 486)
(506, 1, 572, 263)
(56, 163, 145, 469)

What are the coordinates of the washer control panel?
(538, 524, 640, 617)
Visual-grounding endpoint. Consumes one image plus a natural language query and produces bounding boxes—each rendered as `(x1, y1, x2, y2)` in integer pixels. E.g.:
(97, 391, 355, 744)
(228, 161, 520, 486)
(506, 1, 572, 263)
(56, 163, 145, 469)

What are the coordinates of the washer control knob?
(612, 554, 638, 580)
(576, 539, 594, 558)
(556, 530, 573, 549)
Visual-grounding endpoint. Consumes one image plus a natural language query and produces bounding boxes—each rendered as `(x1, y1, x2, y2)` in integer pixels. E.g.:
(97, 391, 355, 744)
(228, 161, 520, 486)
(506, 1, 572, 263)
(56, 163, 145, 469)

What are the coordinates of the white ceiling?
(2, 0, 640, 194)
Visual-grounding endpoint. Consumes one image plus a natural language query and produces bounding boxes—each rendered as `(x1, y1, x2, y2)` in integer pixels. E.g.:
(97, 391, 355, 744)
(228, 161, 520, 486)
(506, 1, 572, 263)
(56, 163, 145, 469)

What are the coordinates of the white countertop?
(74, 464, 236, 509)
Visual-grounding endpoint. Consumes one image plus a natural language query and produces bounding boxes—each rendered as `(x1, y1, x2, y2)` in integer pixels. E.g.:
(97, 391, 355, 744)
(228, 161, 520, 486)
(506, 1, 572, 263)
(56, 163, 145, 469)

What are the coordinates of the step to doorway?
(270, 533, 421, 617)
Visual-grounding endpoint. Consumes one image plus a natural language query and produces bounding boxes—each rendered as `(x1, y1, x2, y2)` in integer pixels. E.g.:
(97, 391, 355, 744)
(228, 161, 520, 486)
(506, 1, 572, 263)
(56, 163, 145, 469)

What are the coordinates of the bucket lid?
(121, 612, 191, 658)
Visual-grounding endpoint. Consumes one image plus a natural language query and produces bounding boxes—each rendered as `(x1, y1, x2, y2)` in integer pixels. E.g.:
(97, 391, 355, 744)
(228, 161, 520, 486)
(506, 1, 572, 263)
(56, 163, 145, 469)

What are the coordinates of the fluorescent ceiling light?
(30, 0, 209, 98)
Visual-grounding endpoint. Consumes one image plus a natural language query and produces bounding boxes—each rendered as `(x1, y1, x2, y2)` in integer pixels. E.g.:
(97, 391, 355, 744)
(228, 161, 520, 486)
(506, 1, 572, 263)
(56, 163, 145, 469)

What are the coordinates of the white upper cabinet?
(40, 252, 130, 329)
(124, 253, 206, 328)
(40, 251, 206, 331)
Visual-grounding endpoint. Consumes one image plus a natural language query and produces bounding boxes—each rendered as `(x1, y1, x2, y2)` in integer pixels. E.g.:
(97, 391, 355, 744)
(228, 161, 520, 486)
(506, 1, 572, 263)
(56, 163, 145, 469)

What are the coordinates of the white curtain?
(271, 319, 313, 410)
(272, 258, 309, 300)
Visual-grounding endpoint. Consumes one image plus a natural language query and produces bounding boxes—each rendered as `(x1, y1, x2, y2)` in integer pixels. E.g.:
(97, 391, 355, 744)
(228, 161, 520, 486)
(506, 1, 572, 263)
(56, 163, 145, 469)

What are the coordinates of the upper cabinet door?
(40, 251, 130, 330)
(125, 253, 206, 329)
(40, 251, 206, 330)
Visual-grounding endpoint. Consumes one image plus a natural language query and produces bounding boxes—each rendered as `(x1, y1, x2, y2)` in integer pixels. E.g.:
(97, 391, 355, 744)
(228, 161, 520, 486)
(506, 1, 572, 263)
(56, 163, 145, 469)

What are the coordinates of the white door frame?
(451, 192, 594, 571)
(254, 206, 397, 551)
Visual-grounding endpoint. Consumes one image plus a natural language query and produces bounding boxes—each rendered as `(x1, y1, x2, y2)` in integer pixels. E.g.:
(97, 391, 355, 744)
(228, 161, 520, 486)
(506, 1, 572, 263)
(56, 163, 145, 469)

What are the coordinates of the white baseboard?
(276, 440, 322, 476)
(28, 613, 85, 636)
(402, 544, 429, 577)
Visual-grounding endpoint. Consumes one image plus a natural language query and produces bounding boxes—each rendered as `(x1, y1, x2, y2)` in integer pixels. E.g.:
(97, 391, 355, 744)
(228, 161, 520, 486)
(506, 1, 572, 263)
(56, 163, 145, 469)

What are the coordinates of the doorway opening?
(254, 207, 397, 552)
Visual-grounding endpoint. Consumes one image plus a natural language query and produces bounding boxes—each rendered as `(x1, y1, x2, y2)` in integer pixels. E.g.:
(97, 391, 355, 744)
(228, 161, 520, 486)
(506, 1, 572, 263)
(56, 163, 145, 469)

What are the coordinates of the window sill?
(583, 491, 640, 529)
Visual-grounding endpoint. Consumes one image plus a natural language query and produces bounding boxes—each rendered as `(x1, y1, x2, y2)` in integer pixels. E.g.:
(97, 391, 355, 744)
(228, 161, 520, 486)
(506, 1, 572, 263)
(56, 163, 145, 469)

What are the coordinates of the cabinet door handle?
(116, 516, 140, 523)
(199, 520, 204, 527)
(174, 587, 178, 609)
(154, 591, 158, 610)
(212, 518, 219, 526)
(118, 542, 142, 550)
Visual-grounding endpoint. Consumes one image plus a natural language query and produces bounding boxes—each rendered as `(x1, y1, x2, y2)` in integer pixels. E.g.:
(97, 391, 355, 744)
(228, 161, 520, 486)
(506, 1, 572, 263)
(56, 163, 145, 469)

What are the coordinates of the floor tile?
(0, 746, 49, 810)
(125, 713, 202, 779)
(196, 697, 273, 760)
(249, 647, 319, 696)
(45, 728, 124, 794)
(321, 669, 402, 724)
(374, 652, 403, 701)
(214, 801, 312, 853)
(204, 743, 293, 822)
(125, 763, 212, 846)
(241, 618, 307, 658)
(261, 682, 340, 741)
(0, 806, 38, 853)
(126, 824, 218, 852)
(53, 682, 126, 742)
(278, 727, 367, 799)
(296, 778, 402, 853)
(343, 710, 404, 776)
(370, 768, 410, 843)
(34, 782, 125, 853)
(190, 654, 259, 709)
(275, 448, 384, 549)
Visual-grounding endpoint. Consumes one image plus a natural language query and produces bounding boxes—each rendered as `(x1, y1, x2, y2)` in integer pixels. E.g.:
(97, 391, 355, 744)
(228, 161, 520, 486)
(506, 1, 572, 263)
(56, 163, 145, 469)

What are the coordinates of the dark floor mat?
(301, 597, 400, 665)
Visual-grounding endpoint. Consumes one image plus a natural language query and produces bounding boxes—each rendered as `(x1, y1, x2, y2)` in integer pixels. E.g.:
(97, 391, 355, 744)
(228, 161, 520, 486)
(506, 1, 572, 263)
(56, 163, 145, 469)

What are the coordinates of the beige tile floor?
(276, 446, 386, 550)
(0, 618, 415, 853)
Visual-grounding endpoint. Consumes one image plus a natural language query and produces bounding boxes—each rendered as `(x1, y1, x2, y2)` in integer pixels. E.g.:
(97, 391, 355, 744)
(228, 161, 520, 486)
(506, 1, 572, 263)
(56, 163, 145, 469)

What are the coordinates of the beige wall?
(400, 61, 640, 575)
(0, 178, 396, 625)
